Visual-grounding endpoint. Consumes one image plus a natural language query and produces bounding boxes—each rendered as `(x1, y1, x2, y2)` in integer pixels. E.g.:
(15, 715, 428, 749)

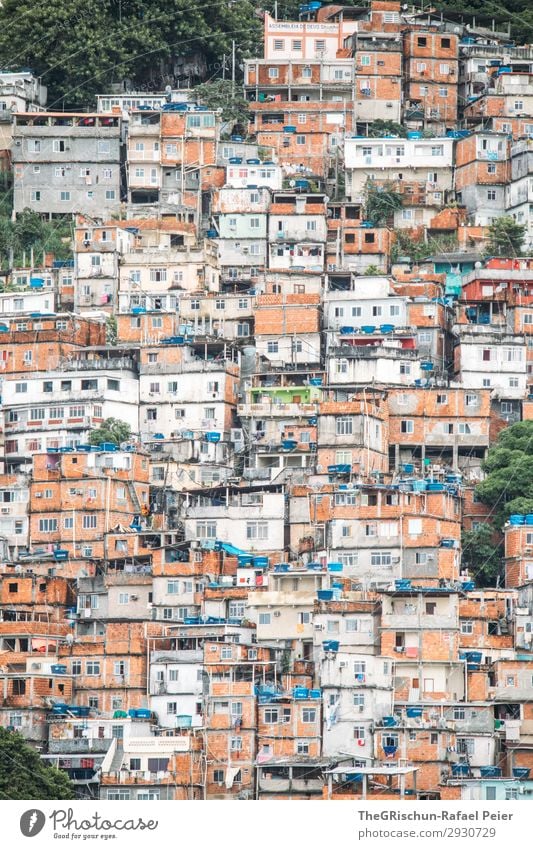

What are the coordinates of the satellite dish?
(289, 180, 295, 187)
(165, 85, 172, 93)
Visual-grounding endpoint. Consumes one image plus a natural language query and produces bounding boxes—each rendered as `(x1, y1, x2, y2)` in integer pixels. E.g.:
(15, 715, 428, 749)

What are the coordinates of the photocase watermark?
(20, 810, 46, 838)
(19, 808, 159, 840)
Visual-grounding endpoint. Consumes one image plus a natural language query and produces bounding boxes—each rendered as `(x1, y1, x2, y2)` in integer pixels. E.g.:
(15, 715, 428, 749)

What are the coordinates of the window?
(273, 39, 284, 51)
(31, 190, 41, 202)
(487, 190, 496, 201)
(336, 416, 353, 436)
(296, 135, 306, 145)
(267, 341, 278, 354)
(371, 551, 392, 567)
(230, 737, 242, 751)
(268, 68, 279, 79)
(60, 191, 71, 202)
(246, 521, 268, 541)
(86, 661, 100, 676)
(453, 707, 466, 720)
(258, 612, 271, 625)
(302, 708, 316, 723)
(28, 140, 41, 153)
(264, 708, 279, 724)
(118, 593, 129, 605)
(229, 601, 245, 620)
(82, 515, 97, 529)
(298, 612, 311, 625)
(353, 726, 365, 741)
(71, 661, 82, 675)
(113, 661, 127, 677)
(400, 420, 414, 434)
(196, 521, 216, 539)
(38, 518, 58, 533)
(297, 741, 309, 755)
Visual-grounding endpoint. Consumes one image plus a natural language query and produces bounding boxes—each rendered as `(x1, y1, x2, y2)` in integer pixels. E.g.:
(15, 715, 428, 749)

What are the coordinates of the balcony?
(238, 402, 319, 418)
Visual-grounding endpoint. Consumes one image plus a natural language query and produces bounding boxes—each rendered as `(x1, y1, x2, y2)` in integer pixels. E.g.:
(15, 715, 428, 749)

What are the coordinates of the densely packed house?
(0, 1, 533, 801)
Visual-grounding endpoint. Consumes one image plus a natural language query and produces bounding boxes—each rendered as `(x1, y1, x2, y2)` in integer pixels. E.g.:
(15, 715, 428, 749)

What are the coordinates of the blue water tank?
(317, 589, 333, 601)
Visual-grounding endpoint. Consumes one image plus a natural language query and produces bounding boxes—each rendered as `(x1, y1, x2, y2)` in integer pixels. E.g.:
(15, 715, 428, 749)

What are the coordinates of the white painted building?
(182, 488, 285, 553)
(453, 331, 527, 397)
(344, 136, 454, 201)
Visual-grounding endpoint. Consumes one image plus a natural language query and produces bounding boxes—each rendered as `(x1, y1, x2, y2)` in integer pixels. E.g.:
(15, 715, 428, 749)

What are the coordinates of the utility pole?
(231, 40, 236, 97)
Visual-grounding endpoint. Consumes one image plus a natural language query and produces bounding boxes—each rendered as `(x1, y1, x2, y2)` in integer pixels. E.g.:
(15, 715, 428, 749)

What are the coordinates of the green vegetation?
(88, 418, 132, 446)
(475, 421, 533, 529)
(364, 182, 403, 226)
(486, 216, 527, 258)
(367, 120, 407, 138)
(391, 231, 460, 263)
(461, 524, 503, 587)
(0, 728, 75, 799)
(106, 315, 118, 346)
(0, 208, 72, 271)
(0, 0, 262, 109)
(194, 79, 250, 130)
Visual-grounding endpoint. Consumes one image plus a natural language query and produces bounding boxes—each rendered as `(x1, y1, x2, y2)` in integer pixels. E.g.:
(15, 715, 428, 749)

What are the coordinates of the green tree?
(364, 182, 403, 226)
(486, 216, 527, 257)
(475, 421, 533, 528)
(0, 728, 75, 799)
(0, 210, 72, 270)
(106, 315, 118, 346)
(0, 0, 262, 109)
(194, 79, 250, 130)
(391, 230, 459, 263)
(461, 524, 503, 587)
(367, 120, 407, 138)
(88, 417, 132, 446)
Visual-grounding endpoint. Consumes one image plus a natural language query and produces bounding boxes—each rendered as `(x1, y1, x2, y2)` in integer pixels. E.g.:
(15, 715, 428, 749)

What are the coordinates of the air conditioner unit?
(83, 609, 91, 618)
(0, 507, 10, 514)
(34, 492, 43, 498)
(273, 611, 281, 617)
(130, 595, 139, 601)
(314, 624, 324, 630)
